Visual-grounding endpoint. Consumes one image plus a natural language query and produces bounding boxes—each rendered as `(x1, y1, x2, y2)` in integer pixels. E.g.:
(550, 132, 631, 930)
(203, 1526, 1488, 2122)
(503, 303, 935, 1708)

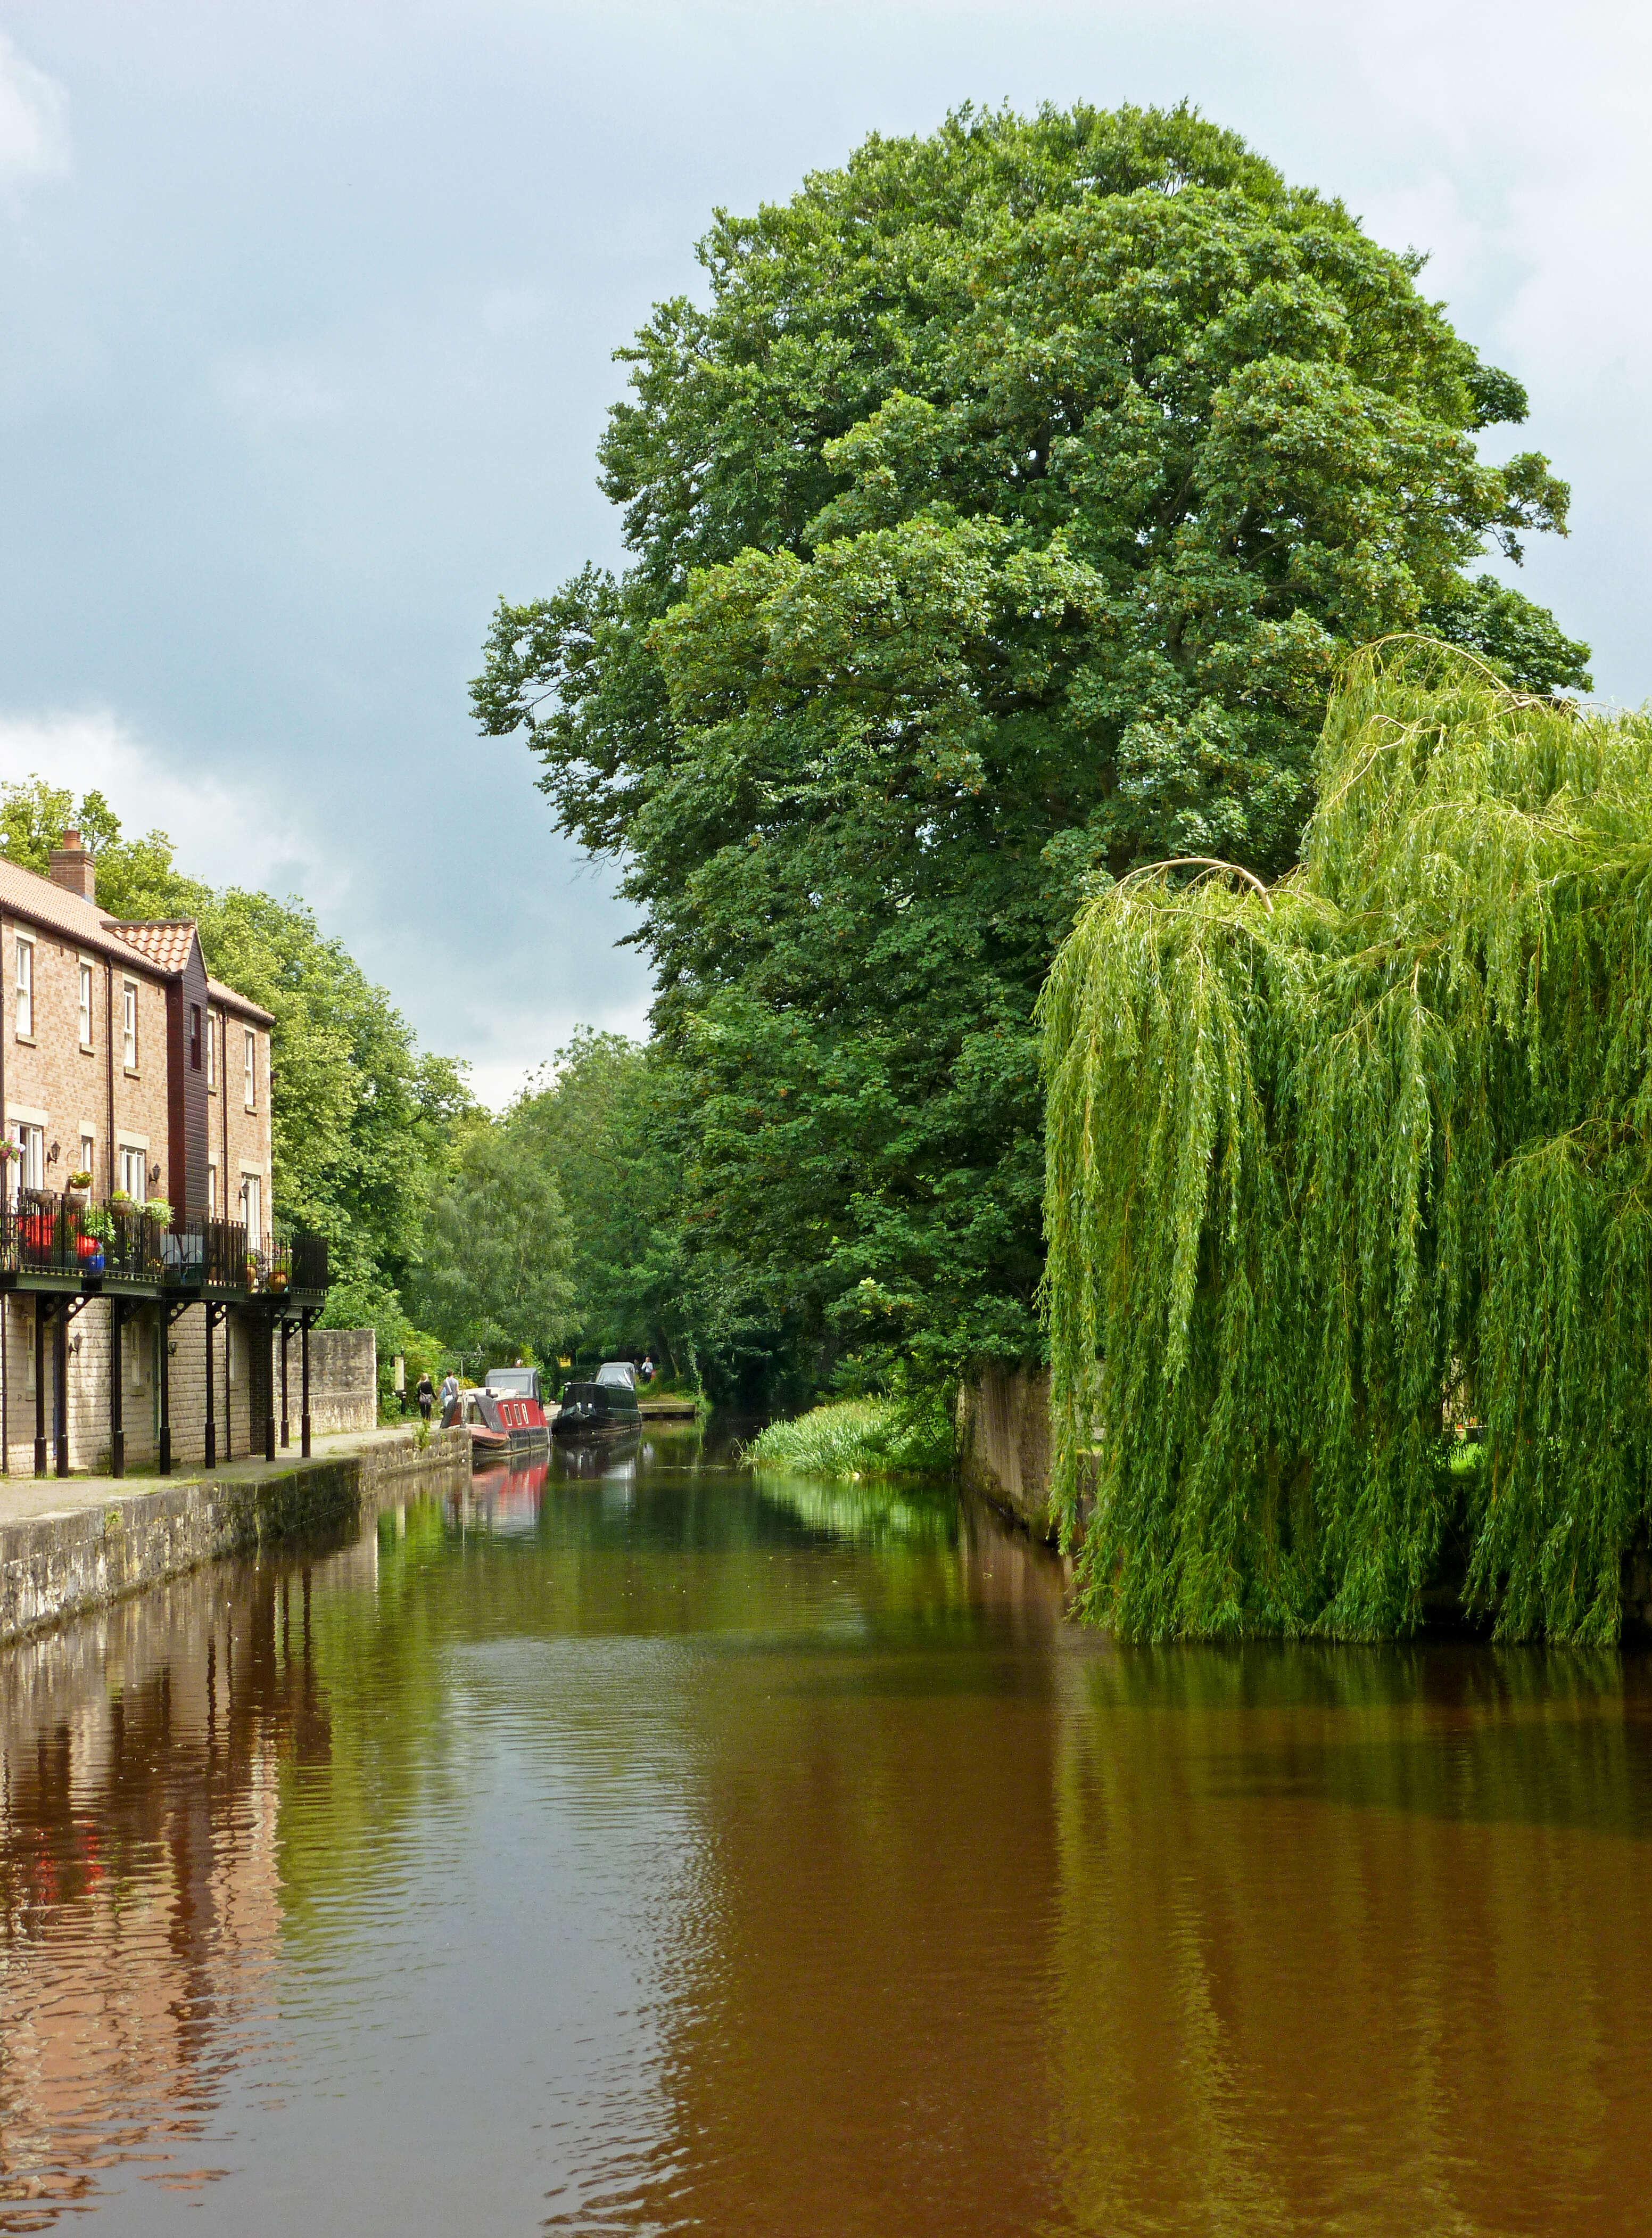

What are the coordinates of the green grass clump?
(745, 1396, 953, 1480)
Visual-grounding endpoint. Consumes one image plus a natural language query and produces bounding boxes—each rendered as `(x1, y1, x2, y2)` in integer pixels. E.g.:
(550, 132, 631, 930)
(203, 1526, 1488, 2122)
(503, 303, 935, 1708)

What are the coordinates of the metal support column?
(110, 1296, 126, 1478)
(204, 1302, 221, 1470)
(280, 1317, 291, 1449)
(53, 1303, 68, 1477)
(53, 1296, 90, 1479)
(265, 1311, 276, 1462)
(300, 1309, 313, 1458)
(32, 1298, 48, 1477)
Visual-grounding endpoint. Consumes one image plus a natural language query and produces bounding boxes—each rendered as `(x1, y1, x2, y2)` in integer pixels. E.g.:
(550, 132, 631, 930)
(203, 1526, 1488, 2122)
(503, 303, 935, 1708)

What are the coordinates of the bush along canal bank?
(0, 1425, 470, 1647)
(744, 1394, 955, 1481)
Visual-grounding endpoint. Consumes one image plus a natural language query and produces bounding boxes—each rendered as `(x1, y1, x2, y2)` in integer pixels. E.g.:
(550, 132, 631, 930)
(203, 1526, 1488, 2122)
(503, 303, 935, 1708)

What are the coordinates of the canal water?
(3, 1428, 1651, 2235)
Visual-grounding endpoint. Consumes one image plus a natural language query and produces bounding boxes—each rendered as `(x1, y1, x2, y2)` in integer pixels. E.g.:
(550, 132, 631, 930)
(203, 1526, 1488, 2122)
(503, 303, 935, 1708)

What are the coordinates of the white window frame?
(79, 1132, 95, 1179)
(78, 959, 94, 1050)
(119, 1144, 147, 1202)
(10, 1120, 44, 1194)
(244, 1027, 257, 1111)
(121, 981, 138, 1073)
(240, 1170, 262, 1245)
(14, 936, 32, 1040)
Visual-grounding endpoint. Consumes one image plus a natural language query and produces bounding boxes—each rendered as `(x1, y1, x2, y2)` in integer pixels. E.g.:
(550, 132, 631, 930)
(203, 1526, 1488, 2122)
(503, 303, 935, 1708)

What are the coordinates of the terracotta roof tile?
(109, 920, 198, 973)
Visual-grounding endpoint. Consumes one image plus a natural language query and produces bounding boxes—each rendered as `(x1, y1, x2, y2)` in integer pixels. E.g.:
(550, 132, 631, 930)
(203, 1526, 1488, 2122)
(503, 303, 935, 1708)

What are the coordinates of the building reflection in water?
(0, 1555, 345, 2224)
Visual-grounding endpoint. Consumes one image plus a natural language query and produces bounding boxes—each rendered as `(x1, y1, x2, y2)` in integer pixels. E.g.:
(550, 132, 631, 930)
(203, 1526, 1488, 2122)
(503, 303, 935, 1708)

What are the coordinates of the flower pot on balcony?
(64, 1187, 89, 1211)
(268, 1270, 289, 1294)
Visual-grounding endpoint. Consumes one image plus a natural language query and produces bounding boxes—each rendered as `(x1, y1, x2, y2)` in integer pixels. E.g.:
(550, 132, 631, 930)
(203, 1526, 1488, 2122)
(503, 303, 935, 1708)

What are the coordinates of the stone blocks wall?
(300, 1327, 377, 1437)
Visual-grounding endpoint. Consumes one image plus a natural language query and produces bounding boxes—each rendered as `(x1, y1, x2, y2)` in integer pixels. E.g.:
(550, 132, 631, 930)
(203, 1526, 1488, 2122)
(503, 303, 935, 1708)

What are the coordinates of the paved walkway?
(0, 1424, 414, 1527)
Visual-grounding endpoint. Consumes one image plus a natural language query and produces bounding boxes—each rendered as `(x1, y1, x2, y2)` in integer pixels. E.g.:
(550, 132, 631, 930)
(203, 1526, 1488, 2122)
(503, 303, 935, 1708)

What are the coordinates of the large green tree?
(474, 102, 1588, 1383)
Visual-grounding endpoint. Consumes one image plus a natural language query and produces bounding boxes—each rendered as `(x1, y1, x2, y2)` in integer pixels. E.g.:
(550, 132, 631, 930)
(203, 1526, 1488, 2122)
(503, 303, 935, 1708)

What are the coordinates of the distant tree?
(409, 1123, 575, 1369)
(474, 101, 1588, 1386)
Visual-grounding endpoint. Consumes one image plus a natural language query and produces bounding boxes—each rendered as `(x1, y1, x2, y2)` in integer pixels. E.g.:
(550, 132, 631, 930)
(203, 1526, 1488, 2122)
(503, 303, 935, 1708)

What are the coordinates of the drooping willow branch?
(1040, 638, 1652, 1645)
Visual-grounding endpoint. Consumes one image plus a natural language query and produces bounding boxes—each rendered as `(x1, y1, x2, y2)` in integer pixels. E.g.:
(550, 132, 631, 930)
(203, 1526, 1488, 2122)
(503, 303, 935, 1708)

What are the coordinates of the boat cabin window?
(595, 1362, 637, 1388)
(486, 1367, 540, 1398)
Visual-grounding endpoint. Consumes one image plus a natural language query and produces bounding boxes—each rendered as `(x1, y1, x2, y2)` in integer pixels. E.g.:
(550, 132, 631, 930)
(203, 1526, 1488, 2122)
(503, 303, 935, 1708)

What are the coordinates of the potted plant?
(64, 1168, 93, 1210)
(144, 1197, 173, 1227)
(268, 1264, 290, 1295)
(76, 1200, 108, 1272)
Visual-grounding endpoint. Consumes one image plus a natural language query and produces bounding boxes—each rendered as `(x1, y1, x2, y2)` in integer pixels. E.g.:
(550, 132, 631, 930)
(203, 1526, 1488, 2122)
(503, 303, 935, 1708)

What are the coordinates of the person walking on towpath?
(439, 1370, 461, 1429)
(416, 1372, 434, 1425)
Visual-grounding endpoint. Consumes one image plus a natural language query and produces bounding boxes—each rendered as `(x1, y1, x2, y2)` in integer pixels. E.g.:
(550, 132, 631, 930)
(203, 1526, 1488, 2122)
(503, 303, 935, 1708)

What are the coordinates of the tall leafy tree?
(473, 103, 1588, 1383)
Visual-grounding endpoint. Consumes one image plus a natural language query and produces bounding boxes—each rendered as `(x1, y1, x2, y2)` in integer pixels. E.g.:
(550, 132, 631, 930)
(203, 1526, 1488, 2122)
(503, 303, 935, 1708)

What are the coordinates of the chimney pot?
(48, 830, 96, 903)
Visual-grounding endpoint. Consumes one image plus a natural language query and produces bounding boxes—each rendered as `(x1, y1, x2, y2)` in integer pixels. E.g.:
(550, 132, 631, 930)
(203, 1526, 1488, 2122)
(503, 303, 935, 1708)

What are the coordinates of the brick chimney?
(48, 829, 96, 902)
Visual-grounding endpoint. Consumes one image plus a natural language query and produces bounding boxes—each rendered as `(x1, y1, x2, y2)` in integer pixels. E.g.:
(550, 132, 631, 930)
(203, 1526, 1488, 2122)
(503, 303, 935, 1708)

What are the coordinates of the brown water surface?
(2, 1427, 1650, 2234)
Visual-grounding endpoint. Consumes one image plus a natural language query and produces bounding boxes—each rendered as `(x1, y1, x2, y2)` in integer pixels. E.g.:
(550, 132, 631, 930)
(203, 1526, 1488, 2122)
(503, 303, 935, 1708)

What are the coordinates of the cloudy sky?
(0, 1, 1643, 1102)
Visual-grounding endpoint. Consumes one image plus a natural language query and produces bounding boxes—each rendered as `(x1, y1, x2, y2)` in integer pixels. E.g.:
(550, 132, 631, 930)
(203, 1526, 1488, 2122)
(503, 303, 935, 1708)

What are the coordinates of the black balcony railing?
(0, 1193, 330, 1296)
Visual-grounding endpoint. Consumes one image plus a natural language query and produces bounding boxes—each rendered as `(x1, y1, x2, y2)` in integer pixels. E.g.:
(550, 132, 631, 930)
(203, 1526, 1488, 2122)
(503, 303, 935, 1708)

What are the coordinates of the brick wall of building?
(0, 934, 176, 1205)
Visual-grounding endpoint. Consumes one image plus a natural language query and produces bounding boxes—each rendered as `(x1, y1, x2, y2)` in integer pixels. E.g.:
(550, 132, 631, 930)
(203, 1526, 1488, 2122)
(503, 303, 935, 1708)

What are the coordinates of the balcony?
(0, 1192, 329, 1302)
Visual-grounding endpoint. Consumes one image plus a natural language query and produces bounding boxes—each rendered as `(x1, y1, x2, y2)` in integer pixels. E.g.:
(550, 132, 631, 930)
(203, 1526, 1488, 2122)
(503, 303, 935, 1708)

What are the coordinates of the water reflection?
(1, 1431, 1650, 2233)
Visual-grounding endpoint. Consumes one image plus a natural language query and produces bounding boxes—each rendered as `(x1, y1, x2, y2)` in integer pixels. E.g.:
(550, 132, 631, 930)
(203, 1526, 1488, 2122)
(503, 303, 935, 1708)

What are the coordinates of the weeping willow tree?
(1041, 639, 1652, 1644)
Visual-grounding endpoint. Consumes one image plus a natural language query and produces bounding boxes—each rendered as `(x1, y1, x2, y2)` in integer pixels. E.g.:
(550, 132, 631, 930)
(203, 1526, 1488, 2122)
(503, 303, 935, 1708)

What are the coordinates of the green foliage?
(0, 777, 474, 1291)
(1042, 639, 1652, 1645)
(407, 1121, 575, 1368)
(506, 1030, 683, 1359)
(475, 102, 1583, 1389)
(507, 1028, 803, 1405)
(745, 1393, 955, 1479)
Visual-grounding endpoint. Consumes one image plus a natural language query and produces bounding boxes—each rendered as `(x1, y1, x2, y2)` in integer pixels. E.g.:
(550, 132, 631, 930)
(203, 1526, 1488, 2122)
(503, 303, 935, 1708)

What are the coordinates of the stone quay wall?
(956, 1363, 1057, 1541)
(0, 1425, 469, 1648)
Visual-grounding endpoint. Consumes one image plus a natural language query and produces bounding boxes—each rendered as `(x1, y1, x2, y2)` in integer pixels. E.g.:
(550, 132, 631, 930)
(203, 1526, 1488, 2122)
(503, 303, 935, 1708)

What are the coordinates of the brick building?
(0, 831, 329, 1478)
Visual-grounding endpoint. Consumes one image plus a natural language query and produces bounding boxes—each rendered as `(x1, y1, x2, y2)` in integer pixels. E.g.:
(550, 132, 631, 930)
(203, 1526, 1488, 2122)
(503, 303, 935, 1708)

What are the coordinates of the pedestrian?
(416, 1371, 435, 1425)
(439, 1370, 461, 1428)
(640, 1353, 655, 1384)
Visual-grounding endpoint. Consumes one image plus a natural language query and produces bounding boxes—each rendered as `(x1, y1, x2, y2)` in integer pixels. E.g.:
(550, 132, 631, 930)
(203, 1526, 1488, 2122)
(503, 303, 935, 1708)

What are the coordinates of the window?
(207, 1010, 217, 1091)
(119, 1145, 146, 1202)
(10, 1121, 44, 1195)
(190, 1002, 202, 1070)
(78, 961, 93, 1049)
(207, 1160, 218, 1216)
(14, 937, 32, 1039)
(244, 1028, 256, 1110)
(241, 1172, 261, 1246)
(121, 982, 138, 1072)
(80, 1132, 95, 1180)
